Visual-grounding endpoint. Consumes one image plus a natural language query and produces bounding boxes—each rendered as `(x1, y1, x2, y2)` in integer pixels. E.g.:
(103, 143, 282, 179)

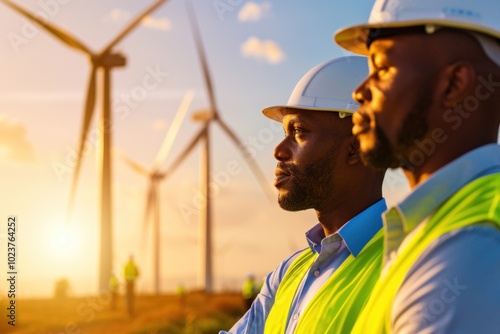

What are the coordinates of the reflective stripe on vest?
(352, 173, 500, 334)
(264, 229, 383, 334)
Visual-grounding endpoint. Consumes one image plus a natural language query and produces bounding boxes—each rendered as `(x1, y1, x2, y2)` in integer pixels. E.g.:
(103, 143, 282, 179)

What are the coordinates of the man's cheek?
(375, 107, 404, 146)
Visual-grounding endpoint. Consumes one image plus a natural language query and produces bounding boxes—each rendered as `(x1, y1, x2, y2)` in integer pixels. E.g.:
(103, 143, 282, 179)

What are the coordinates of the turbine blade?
(144, 184, 155, 226)
(185, 0, 218, 113)
(151, 90, 194, 171)
(66, 67, 98, 221)
(113, 148, 149, 176)
(102, 0, 168, 55)
(0, 0, 92, 54)
(216, 118, 275, 202)
(141, 183, 156, 247)
(162, 126, 206, 177)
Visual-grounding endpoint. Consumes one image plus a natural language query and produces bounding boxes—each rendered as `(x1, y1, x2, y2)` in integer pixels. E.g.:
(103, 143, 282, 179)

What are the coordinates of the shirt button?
(293, 313, 299, 320)
(314, 270, 320, 277)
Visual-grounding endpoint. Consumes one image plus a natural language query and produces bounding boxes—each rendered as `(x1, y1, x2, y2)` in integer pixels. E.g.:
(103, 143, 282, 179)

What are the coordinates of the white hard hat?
(334, 0, 500, 58)
(262, 56, 368, 122)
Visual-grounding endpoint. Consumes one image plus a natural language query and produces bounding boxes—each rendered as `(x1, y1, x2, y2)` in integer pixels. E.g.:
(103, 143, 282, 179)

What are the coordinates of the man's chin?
(278, 194, 309, 212)
(278, 203, 307, 212)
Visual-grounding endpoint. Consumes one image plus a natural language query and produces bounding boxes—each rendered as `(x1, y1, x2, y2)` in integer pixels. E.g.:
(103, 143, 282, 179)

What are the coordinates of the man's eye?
(293, 128, 305, 136)
(375, 64, 390, 76)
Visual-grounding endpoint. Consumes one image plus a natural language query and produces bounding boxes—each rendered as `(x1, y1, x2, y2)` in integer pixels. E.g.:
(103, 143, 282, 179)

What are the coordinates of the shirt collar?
(383, 144, 500, 258)
(305, 198, 386, 257)
(392, 144, 500, 233)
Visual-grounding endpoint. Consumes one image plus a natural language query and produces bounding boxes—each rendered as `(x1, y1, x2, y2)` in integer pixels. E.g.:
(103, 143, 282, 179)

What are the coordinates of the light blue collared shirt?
(221, 198, 386, 334)
(384, 144, 500, 333)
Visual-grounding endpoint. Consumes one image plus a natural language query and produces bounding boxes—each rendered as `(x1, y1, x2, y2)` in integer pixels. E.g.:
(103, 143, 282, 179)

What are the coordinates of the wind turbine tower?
(0, 0, 169, 291)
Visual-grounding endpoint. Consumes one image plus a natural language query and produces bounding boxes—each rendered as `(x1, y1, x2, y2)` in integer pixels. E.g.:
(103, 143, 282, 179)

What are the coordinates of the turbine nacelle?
(91, 53, 127, 68)
(191, 109, 216, 123)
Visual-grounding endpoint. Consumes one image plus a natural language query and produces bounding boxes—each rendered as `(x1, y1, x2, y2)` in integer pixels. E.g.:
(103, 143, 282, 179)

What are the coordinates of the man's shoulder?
(394, 224, 500, 333)
(411, 223, 500, 273)
(272, 248, 310, 281)
(260, 247, 310, 300)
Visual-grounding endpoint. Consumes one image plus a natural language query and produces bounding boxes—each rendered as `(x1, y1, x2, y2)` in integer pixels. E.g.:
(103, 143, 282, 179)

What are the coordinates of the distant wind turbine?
(0, 0, 168, 291)
(156, 0, 274, 293)
(115, 90, 194, 295)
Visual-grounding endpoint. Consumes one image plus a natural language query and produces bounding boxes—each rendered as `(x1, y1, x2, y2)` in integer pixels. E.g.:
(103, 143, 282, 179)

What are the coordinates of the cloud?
(106, 8, 131, 22)
(0, 115, 36, 163)
(105, 8, 171, 31)
(238, 2, 271, 22)
(240, 36, 285, 64)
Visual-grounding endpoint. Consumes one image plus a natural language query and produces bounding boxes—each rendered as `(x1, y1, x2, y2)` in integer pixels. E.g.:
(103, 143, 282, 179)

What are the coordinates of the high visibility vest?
(264, 229, 383, 334)
(242, 279, 256, 299)
(352, 173, 500, 334)
(177, 285, 186, 296)
(123, 261, 139, 281)
(109, 276, 119, 290)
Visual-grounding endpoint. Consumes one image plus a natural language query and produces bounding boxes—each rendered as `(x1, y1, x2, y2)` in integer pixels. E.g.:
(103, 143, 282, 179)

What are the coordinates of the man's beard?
(360, 94, 432, 171)
(277, 150, 337, 211)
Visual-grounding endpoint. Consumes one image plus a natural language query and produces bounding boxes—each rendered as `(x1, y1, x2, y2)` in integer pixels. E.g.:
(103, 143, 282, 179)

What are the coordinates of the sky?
(0, 0, 414, 298)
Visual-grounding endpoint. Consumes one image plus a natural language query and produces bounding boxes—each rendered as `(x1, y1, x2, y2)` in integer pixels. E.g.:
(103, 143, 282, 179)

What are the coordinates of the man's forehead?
(282, 110, 312, 124)
(281, 109, 336, 123)
(367, 34, 429, 60)
(281, 110, 347, 134)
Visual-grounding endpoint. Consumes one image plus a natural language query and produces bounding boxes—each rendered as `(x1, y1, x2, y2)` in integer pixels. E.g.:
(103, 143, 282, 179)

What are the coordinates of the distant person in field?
(123, 255, 139, 316)
(222, 56, 387, 333)
(241, 274, 258, 309)
(108, 272, 119, 310)
(177, 283, 187, 310)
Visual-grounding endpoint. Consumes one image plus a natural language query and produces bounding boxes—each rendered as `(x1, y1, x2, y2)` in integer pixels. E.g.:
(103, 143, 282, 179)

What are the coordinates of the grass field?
(0, 292, 246, 334)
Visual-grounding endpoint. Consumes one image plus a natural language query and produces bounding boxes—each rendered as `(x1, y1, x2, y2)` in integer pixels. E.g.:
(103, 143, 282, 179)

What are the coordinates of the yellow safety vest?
(242, 279, 256, 299)
(109, 276, 119, 290)
(264, 229, 383, 334)
(123, 261, 139, 281)
(353, 173, 500, 333)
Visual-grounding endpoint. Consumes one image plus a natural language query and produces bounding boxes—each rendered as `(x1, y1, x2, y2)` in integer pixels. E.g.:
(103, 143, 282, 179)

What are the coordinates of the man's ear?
(346, 137, 360, 165)
(441, 62, 476, 108)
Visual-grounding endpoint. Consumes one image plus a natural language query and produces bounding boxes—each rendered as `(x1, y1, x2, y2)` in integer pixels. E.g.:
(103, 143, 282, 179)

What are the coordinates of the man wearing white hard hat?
(335, 0, 500, 333)
(221, 56, 386, 333)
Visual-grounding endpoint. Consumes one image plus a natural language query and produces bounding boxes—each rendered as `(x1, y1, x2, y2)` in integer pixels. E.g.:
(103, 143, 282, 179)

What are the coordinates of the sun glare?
(45, 218, 85, 266)
(51, 227, 79, 256)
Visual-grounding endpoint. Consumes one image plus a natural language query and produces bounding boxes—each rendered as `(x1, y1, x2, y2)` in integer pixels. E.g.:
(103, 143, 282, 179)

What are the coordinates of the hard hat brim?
(262, 105, 354, 123)
(334, 19, 500, 55)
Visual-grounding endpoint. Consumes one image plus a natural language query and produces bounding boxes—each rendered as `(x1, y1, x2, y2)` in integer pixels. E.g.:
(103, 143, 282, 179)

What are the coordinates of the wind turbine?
(0, 0, 168, 291)
(156, 0, 273, 293)
(115, 90, 194, 295)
